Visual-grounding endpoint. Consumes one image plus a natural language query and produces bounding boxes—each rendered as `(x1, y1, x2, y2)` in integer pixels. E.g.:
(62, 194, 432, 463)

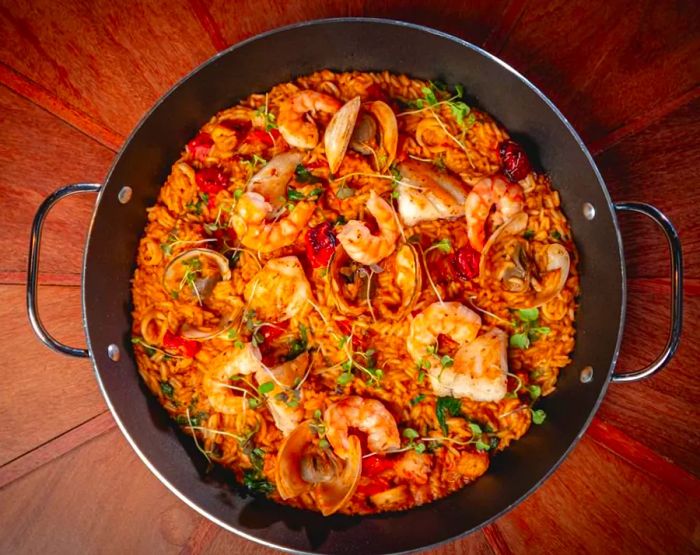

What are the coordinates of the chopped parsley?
(286, 324, 308, 360)
(294, 164, 321, 184)
(159, 381, 175, 400)
(435, 396, 461, 435)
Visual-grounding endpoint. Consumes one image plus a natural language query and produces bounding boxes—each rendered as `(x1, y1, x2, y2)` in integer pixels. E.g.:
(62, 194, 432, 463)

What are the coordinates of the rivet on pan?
(580, 366, 593, 383)
(107, 344, 121, 362)
(582, 202, 596, 220)
(118, 186, 133, 204)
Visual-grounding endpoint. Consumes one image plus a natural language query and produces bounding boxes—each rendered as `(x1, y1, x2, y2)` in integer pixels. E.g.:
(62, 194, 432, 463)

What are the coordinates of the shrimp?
(406, 302, 482, 369)
(432, 328, 509, 402)
(203, 343, 263, 414)
(324, 396, 400, 459)
(244, 256, 313, 322)
(277, 90, 342, 149)
(230, 191, 315, 252)
(396, 160, 470, 226)
(465, 175, 524, 252)
(247, 151, 304, 209)
(336, 191, 400, 265)
(254, 352, 309, 435)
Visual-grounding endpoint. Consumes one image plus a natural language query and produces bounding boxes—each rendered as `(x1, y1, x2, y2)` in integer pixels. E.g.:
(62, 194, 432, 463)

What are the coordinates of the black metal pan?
(26, 18, 683, 554)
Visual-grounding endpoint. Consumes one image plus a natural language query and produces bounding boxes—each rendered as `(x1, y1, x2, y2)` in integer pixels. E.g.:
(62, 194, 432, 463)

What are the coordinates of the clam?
(324, 96, 361, 174)
(275, 421, 362, 516)
(162, 248, 231, 303)
(480, 213, 570, 307)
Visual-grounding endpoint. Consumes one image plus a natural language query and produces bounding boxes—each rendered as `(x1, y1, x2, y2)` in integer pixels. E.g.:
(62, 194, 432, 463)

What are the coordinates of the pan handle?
(612, 202, 683, 383)
(27, 183, 102, 357)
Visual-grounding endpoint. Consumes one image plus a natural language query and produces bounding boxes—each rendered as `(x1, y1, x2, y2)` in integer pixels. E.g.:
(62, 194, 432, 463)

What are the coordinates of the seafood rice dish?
(131, 70, 578, 515)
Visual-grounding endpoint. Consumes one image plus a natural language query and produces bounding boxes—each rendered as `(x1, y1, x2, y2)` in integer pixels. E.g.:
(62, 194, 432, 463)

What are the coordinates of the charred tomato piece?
(305, 221, 338, 268)
(499, 140, 531, 182)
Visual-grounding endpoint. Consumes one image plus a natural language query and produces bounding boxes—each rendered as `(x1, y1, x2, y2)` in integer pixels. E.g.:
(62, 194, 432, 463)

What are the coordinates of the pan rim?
(81, 17, 627, 555)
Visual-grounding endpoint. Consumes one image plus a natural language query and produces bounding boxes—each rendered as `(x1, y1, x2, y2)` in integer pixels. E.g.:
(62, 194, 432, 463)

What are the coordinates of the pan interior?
(84, 19, 624, 555)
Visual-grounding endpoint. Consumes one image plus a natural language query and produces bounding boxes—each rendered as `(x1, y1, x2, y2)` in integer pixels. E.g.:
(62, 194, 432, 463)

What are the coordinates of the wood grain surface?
(0, 1, 698, 553)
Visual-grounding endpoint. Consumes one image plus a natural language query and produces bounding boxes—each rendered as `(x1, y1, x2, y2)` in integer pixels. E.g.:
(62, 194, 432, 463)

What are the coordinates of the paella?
(131, 70, 578, 516)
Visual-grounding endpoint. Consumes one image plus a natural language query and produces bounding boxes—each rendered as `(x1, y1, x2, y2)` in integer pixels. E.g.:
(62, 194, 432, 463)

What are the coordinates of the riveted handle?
(27, 183, 101, 357)
(612, 202, 683, 383)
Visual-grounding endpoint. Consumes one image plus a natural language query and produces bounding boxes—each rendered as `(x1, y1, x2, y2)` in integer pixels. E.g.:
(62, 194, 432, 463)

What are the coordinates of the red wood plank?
(0, 429, 201, 554)
(590, 85, 700, 156)
(361, 0, 511, 46)
(482, 0, 528, 54)
(187, 0, 228, 52)
(491, 437, 699, 553)
(596, 97, 700, 279)
(0, 0, 216, 138)
(0, 285, 106, 465)
(482, 524, 513, 555)
(587, 418, 700, 499)
(180, 519, 220, 555)
(205, 0, 510, 49)
(0, 411, 115, 488)
(498, 0, 700, 145)
(0, 271, 81, 286)
(0, 85, 112, 276)
(597, 280, 700, 476)
(0, 62, 122, 151)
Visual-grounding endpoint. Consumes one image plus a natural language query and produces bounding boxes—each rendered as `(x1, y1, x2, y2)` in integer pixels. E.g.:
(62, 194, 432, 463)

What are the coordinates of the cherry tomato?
(186, 132, 213, 161)
(452, 244, 481, 280)
(499, 140, 531, 182)
(162, 331, 201, 358)
(304, 221, 337, 268)
(195, 167, 229, 195)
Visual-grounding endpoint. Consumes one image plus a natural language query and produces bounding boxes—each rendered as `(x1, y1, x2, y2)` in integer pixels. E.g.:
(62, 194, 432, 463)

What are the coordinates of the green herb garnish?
(509, 308, 551, 350)
(531, 409, 547, 425)
(257, 381, 274, 395)
(160, 381, 175, 400)
(436, 396, 461, 435)
(295, 164, 321, 184)
(286, 324, 308, 360)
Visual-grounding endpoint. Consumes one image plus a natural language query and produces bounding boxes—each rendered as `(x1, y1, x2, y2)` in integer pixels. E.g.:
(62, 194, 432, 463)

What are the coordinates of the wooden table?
(1, 1, 698, 553)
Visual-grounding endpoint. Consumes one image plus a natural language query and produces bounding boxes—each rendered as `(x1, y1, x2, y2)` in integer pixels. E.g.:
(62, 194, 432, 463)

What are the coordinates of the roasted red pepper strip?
(260, 321, 288, 343)
(186, 132, 213, 161)
(362, 455, 394, 477)
(305, 221, 337, 268)
(452, 245, 481, 280)
(162, 331, 201, 358)
(195, 167, 229, 195)
(244, 128, 280, 147)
